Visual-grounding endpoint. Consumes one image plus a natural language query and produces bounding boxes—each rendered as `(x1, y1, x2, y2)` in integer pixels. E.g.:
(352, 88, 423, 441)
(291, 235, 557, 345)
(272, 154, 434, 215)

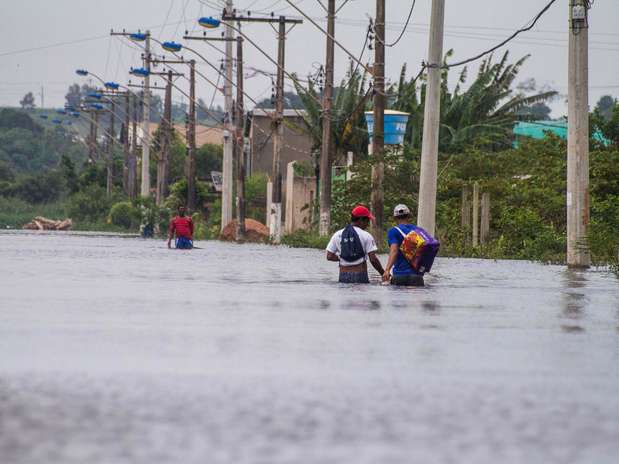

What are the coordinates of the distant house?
(513, 120, 608, 146)
(248, 109, 314, 180)
(139, 123, 224, 147)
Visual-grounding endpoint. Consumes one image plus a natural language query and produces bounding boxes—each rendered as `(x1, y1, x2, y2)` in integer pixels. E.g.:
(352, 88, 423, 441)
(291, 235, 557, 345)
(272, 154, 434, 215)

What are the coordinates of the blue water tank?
(365, 110, 410, 145)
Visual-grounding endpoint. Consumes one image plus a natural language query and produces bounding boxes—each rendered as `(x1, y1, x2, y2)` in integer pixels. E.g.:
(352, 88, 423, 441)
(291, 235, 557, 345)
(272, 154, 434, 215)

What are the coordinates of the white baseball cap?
(393, 204, 411, 217)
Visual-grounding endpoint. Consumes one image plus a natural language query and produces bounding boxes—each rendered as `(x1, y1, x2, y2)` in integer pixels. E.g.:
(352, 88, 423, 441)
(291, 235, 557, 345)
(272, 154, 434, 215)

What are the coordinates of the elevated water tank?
(364, 110, 410, 145)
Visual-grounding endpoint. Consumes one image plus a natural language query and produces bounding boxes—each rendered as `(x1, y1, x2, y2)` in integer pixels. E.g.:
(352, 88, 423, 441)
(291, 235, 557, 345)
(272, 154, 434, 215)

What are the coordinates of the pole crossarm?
(221, 14, 302, 24)
(183, 35, 236, 42)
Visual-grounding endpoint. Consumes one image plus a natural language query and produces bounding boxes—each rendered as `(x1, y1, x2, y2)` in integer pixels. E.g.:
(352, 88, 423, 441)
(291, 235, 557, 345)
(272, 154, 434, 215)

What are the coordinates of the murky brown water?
(1, 231, 618, 463)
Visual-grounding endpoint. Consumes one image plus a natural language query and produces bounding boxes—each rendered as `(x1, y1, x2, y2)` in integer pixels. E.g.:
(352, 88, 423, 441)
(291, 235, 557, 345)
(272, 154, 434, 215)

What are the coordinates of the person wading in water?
(326, 205, 385, 283)
(167, 205, 194, 250)
(383, 204, 425, 286)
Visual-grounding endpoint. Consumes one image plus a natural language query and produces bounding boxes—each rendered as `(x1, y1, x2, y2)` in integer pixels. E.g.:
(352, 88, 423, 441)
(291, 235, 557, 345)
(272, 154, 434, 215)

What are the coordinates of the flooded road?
(1, 231, 618, 464)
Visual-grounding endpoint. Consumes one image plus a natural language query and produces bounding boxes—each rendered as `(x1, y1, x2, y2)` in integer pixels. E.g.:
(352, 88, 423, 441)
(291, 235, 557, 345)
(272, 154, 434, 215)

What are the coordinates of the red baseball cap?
(351, 205, 375, 220)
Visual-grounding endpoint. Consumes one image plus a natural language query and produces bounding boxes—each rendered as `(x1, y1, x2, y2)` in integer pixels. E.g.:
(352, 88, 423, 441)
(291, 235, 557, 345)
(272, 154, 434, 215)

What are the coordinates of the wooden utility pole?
(129, 95, 138, 200)
(319, 0, 336, 237)
(417, 0, 445, 236)
(110, 29, 152, 197)
(88, 110, 99, 162)
(235, 36, 246, 241)
(480, 192, 490, 245)
(472, 182, 480, 247)
(187, 60, 197, 212)
(223, 13, 302, 243)
(142, 32, 152, 198)
(370, 0, 385, 247)
(122, 93, 131, 196)
(156, 70, 173, 206)
(567, 0, 590, 267)
(106, 97, 116, 196)
(222, 0, 235, 231)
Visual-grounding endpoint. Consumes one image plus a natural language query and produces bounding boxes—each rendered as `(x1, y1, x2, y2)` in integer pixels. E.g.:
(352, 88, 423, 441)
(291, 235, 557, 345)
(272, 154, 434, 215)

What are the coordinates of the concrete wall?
(284, 161, 316, 234)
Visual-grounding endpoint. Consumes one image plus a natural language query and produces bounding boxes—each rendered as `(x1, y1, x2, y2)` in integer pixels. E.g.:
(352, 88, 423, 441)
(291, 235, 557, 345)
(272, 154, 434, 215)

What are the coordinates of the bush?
(68, 185, 118, 223)
(136, 196, 171, 235)
(282, 230, 330, 250)
(11, 170, 66, 203)
(109, 201, 140, 230)
(246, 173, 268, 222)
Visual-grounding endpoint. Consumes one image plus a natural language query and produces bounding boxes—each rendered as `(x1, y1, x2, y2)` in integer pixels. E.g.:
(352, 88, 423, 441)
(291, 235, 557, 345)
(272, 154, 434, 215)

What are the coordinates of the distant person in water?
(326, 205, 385, 283)
(167, 205, 194, 249)
(383, 204, 424, 286)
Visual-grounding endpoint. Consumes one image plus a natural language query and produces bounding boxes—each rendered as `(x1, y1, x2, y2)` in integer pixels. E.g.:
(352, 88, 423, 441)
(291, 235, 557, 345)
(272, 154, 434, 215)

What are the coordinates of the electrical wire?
(384, 0, 415, 47)
(442, 0, 560, 69)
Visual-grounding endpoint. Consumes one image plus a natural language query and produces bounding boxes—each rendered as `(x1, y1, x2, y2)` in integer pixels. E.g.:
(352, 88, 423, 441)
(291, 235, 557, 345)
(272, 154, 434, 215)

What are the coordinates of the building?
(248, 108, 314, 179)
(513, 120, 608, 146)
(141, 123, 224, 147)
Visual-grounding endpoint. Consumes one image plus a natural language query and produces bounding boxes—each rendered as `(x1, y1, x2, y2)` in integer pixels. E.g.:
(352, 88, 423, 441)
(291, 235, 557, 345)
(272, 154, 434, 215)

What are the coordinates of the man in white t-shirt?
(326, 205, 385, 283)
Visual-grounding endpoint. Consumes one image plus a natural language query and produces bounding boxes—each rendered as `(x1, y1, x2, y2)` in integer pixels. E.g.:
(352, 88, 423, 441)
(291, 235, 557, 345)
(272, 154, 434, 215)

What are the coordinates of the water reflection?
(561, 270, 589, 333)
(421, 301, 441, 314)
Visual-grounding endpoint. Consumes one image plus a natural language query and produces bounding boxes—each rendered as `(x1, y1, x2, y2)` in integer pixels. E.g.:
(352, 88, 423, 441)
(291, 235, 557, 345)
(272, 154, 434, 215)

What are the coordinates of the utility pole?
(417, 0, 445, 236)
(319, 0, 336, 237)
(106, 97, 116, 196)
(141, 32, 153, 198)
(567, 0, 590, 267)
(370, 0, 385, 247)
(129, 95, 138, 200)
(156, 70, 173, 206)
(123, 93, 131, 196)
(187, 60, 197, 212)
(83, 108, 103, 163)
(223, 12, 302, 243)
(271, 17, 287, 243)
(235, 36, 246, 241)
(222, 0, 235, 231)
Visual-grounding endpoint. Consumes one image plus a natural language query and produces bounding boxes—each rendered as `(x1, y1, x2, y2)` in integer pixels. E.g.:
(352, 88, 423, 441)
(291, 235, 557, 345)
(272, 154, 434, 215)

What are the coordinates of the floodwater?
(0, 231, 618, 464)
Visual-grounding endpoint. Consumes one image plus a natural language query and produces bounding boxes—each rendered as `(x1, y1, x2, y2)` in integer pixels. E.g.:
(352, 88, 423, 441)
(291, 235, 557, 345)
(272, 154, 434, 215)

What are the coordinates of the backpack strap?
(395, 226, 407, 239)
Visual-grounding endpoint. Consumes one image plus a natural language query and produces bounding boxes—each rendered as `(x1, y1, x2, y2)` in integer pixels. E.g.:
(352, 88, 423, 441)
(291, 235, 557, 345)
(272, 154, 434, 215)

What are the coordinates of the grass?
(0, 197, 67, 229)
(281, 230, 330, 250)
(0, 197, 134, 234)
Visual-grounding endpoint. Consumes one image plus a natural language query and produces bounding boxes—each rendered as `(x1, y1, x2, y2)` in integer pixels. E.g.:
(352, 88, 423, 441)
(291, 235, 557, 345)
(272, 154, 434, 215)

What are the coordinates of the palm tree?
(292, 65, 370, 163)
(392, 51, 557, 152)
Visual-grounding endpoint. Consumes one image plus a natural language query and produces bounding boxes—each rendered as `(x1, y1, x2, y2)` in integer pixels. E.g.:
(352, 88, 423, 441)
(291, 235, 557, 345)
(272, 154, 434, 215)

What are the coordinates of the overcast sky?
(1, 0, 618, 117)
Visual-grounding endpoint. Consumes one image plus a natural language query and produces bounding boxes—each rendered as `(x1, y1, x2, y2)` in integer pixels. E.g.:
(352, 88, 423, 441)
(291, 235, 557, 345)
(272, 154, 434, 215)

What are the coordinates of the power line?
(442, 0, 559, 68)
(384, 0, 416, 47)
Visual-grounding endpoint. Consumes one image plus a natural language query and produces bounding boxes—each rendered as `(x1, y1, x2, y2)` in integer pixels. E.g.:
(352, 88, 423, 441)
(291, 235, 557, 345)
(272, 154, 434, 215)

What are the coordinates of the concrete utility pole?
(235, 36, 246, 241)
(271, 17, 287, 243)
(187, 60, 197, 212)
(567, 0, 590, 267)
(370, 0, 385, 247)
(319, 0, 336, 237)
(222, 0, 235, 231)
(417, 0, 445, 236)
(142, 31, 152, 198)
(106, 97, 116, 196)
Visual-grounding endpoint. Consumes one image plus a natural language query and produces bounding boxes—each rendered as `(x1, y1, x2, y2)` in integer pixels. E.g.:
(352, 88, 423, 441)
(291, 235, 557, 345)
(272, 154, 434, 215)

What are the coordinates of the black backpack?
(340, 225, 365, 262)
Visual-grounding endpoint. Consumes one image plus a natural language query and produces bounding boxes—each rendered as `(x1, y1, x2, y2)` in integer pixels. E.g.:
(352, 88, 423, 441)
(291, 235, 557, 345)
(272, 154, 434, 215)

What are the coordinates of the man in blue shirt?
(382, 204, 425, 286)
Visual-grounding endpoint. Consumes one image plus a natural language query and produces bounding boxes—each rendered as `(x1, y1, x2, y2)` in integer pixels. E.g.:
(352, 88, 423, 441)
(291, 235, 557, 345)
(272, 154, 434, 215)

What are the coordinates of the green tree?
(392, 51, 557, 151)
(293, 67, 370, 161)
(61, 155, 79, 194)
(19, 92, 36, 110)
(595, 95, 616, 121)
